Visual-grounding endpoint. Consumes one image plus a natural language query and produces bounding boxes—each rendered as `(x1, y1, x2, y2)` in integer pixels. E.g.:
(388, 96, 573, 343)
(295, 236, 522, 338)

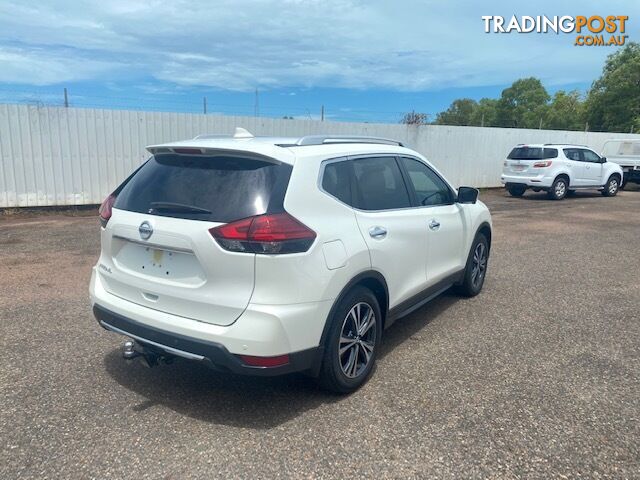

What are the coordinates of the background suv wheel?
(507, 185, 526, 197)
(318, 286, 382, 394)
(602, 175, 620, 197)
(547, 177, 568, 200)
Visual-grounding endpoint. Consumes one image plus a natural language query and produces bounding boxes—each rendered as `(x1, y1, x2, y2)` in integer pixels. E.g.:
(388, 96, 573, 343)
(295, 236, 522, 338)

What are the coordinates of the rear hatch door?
(100, 150, 292, 326)
(505, 146, 557, 175)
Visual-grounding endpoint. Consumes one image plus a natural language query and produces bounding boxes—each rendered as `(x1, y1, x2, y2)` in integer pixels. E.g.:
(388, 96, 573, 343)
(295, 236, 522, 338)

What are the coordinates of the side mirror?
(457, 186, 479, 204)
(600, 156, 607, 163)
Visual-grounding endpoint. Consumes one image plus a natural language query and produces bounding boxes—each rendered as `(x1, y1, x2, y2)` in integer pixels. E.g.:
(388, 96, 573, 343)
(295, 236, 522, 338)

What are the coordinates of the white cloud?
(0, 0, 637, 90)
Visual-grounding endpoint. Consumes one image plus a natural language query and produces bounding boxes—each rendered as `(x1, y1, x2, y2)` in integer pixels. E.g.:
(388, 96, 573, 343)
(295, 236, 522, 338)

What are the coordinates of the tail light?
(239, 354, 290, 367)
(98, 194, 116, 228)
(209, 212, 316, 254)
(533, 160, 553, 168)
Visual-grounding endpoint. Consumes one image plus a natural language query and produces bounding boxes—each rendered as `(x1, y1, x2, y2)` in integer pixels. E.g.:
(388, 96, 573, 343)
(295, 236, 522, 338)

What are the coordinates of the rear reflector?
(239, 354, 290, 367)
(209, 212, 316, 254)
(98, 194, 116, 228)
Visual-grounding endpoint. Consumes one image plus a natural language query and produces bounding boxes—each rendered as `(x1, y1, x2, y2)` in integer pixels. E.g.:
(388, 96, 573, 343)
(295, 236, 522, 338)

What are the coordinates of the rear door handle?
(369, 226, 387, 239)
(428, 219, 441, 231)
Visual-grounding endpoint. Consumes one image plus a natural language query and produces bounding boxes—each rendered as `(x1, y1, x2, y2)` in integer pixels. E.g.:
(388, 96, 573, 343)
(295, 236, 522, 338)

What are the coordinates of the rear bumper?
(89, 266, 332, 375)
(501, 173, 553, 188)
(93, 304, 322, 376)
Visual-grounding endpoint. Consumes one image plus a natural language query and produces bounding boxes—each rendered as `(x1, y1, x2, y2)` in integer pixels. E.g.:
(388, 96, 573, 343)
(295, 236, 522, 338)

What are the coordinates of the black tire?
(507, 185, 526, 197)
(602, 175, 620, 197)
(547, 177, 568, 200)
(455, 233, 490, 297)
(317, 286, 382, 394)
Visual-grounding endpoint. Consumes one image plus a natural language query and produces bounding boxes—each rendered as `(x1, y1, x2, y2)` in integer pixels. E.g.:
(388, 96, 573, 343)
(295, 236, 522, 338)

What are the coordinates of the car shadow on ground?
(519, 191, 605, 201)
(103, 290, 460, 429)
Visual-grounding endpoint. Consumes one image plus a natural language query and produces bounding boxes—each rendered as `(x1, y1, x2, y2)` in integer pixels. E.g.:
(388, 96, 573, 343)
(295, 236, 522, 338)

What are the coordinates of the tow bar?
(122, 340, 174, 367)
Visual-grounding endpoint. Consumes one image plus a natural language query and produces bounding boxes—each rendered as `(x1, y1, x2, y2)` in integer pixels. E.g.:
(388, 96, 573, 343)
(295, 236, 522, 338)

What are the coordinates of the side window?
(352, 157, 411, 210)
(322, 160, 352, 205)
(543, 148, 558, 159)
(400, 157, 453, 206)
(563, 148, 581, 162)
(581, 149, 601, 163)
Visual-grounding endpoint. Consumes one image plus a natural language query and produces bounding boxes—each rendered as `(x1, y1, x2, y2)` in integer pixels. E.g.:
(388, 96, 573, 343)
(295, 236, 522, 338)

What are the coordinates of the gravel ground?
(1, 187, 639, 479)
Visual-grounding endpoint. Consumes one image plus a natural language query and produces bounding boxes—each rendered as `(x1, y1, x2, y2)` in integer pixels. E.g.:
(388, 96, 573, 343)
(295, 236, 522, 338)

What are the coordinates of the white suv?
(501, 144, 623, 200)
(90, 130, 492, 393)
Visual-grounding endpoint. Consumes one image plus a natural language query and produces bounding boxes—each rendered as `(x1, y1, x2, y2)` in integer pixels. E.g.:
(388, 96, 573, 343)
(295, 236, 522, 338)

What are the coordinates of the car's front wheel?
(318, 287, 382, 394)
(602, 175, 620, 197)
(455, 233, 489, 297)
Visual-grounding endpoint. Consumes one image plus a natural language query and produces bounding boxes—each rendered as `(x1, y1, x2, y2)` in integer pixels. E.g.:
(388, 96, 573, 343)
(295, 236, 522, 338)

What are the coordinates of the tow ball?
(122, 340, 174, 367)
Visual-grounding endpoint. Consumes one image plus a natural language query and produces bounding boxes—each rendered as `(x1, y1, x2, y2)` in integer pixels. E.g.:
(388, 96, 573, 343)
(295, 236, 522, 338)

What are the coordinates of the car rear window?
(508, 147, 558, 160)
(114, 153, 291, 223)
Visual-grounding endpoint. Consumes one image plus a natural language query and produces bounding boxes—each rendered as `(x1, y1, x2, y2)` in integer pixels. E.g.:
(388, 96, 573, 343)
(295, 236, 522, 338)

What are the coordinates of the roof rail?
(294, 135, 404, 147)
(543, 143, 588, 147)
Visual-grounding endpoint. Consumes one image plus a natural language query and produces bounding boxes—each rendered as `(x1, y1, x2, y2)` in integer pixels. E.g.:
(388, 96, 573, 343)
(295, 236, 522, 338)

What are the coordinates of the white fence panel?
(1, 104, 638, 207)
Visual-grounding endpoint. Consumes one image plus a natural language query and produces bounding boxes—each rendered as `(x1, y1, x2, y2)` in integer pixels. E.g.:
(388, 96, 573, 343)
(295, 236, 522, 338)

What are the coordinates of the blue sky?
(0, 0, 637, 123)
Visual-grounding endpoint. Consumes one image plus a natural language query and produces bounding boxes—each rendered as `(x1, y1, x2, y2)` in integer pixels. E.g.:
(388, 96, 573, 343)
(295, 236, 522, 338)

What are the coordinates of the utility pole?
(321, 105, 324, 122)
(63, 88, 69, 108)
(539, 117, 543, 129)
(481, 113, 485, 127)
(254, 88, 259, 117)
(203, 97, 207, 114)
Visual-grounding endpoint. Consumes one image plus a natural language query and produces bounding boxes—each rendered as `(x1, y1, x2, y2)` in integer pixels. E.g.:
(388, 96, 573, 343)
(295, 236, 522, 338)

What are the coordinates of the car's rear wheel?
(455, 233, 489, 297)
(317, 286, 382, 394)
(547, 177, 568, 200)
(602, 175, 620, 197)
(507, 185, 526, 197)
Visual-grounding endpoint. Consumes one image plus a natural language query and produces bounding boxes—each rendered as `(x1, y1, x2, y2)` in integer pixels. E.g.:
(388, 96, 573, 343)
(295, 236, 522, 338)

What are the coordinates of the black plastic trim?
(386, 270, 464, 327)
(93, 304, 319, 377)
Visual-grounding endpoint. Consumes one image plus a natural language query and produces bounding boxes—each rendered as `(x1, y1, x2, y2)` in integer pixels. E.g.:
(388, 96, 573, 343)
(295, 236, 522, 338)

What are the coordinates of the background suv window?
(563, 148, 582, 161)
(401, 157, 453, 206)
(580, 149, 601, 163)
(352, 157, 411, 210)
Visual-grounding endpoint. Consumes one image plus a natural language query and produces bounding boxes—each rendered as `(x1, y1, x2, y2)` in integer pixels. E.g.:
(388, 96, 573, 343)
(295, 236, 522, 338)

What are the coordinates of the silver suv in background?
(501, 144, 624, 200)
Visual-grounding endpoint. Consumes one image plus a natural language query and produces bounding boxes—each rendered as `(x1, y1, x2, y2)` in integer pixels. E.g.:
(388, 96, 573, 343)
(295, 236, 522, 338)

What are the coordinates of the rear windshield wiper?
(149, 202, 212, 214)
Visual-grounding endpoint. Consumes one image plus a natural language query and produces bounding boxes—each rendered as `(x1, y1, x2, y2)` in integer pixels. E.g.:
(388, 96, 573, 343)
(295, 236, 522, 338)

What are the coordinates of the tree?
(469, 98, 499, 127)
(434, 98, 477, 125)
(585, 42, 640, 132)
(400, 110, 429, 125)
(496, 78, 550, 128)
(546, 90, 586, 131)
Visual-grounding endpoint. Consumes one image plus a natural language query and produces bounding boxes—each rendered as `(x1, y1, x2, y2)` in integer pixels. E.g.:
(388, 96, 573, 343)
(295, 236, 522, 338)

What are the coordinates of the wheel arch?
(476, 221, 492, 251)
(319, 270, 389, 349)
(554, 172, 571, 185)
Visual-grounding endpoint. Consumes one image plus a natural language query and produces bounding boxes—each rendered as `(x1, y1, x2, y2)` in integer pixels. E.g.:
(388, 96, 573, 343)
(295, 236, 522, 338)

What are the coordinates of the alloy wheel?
(471, 242, 487, 288)
(339, 302, 376, 378)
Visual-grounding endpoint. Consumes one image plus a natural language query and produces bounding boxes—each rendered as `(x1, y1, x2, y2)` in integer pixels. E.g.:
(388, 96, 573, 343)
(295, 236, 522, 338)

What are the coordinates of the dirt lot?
(1, 187, 639, 479)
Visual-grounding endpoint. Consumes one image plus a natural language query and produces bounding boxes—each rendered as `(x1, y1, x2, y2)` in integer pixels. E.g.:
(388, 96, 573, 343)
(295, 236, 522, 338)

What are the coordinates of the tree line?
(401, 42, 640, 133)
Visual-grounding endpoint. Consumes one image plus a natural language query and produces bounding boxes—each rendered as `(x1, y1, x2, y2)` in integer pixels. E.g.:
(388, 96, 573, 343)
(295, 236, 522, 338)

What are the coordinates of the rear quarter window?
(114, 153, 291, 223)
